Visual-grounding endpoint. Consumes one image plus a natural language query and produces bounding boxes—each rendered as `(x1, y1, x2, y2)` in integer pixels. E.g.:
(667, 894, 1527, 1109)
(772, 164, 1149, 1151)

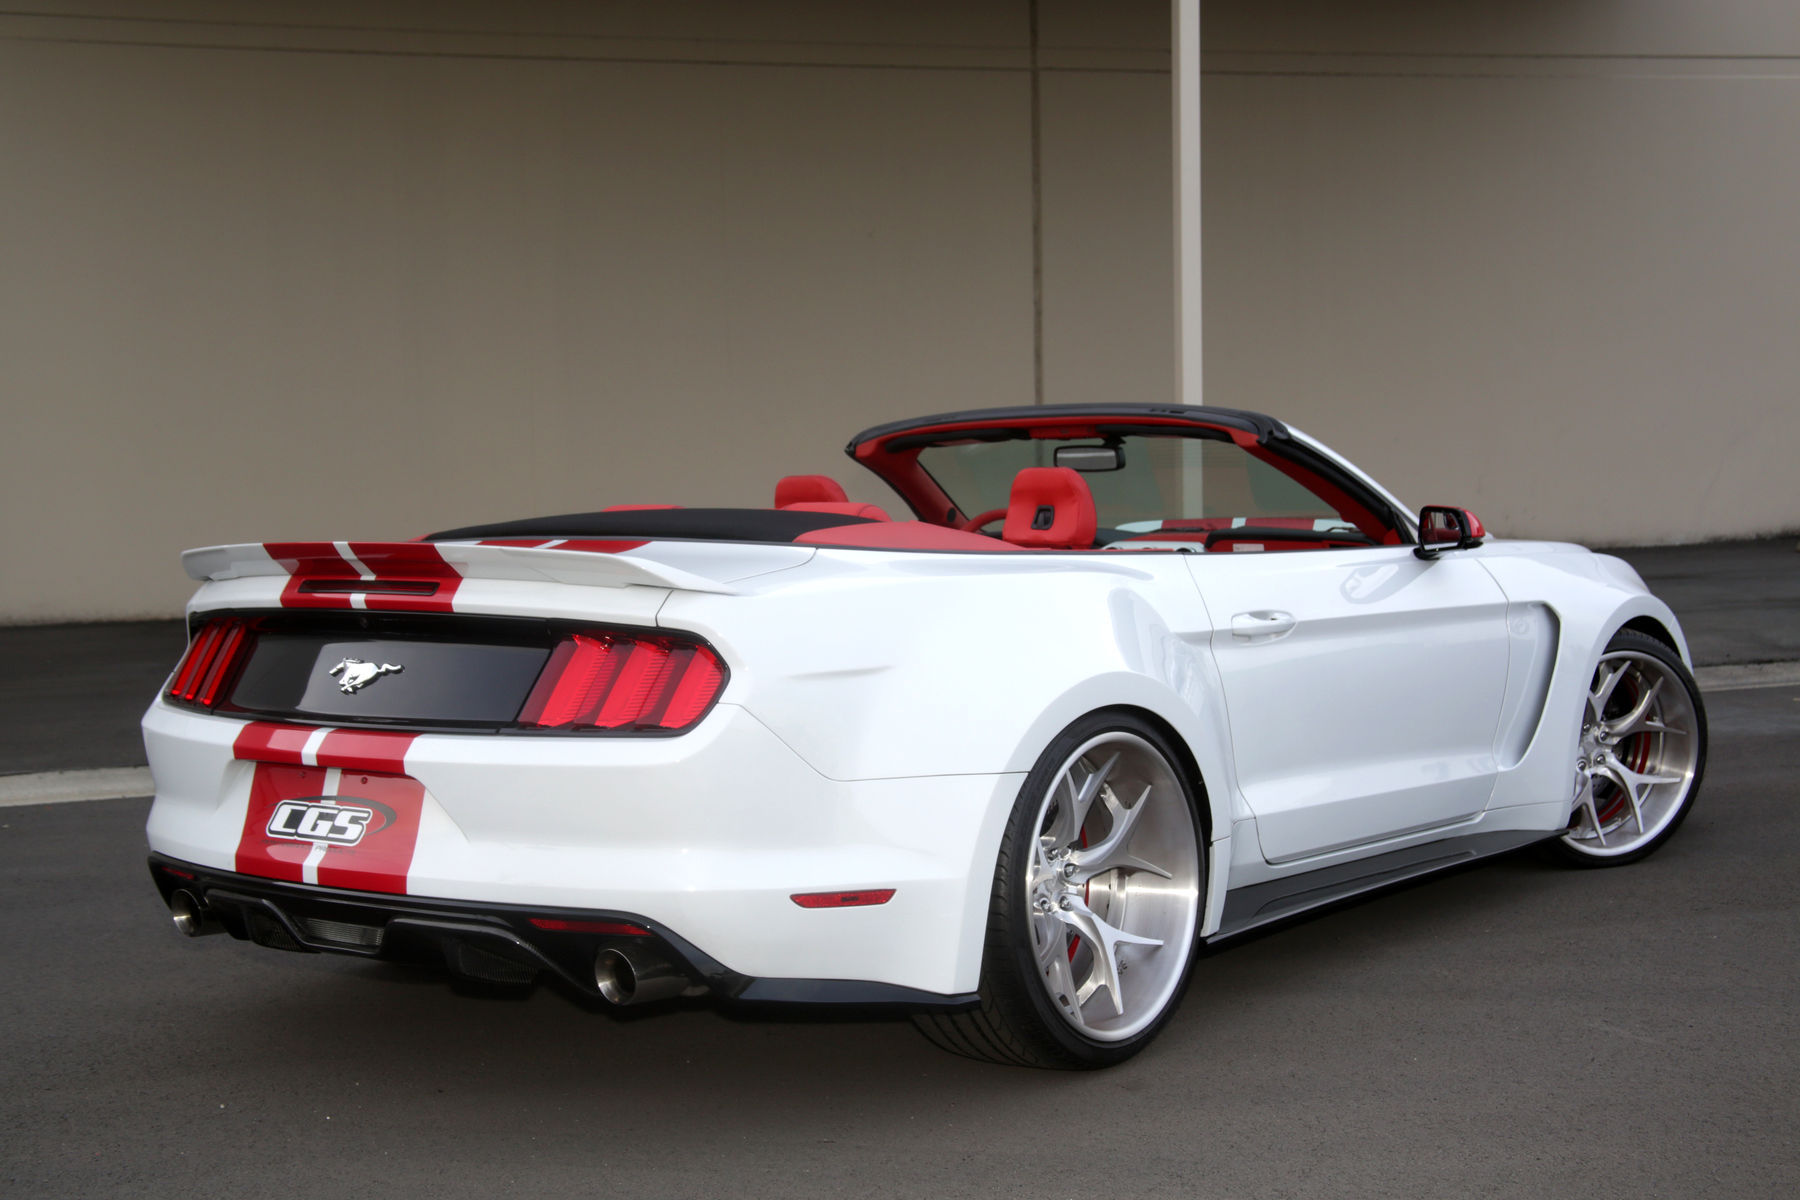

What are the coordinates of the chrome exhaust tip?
(593, 947, 689, 1006)
(170, 889, 222, 937)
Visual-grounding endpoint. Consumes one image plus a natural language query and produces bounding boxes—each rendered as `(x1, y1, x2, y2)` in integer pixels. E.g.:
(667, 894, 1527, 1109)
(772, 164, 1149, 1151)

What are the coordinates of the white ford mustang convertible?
(144, 404, 1707, 1068)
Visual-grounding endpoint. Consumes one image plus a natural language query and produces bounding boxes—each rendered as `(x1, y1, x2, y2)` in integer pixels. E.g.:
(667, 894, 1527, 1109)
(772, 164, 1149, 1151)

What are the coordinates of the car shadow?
(216, 843, 1589, 1090)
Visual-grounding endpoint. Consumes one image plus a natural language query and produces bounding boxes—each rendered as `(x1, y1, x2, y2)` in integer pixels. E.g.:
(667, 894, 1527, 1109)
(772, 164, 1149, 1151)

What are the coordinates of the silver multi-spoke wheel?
(913, 714, 1205, 1068)
(1559, 633, 1705, 863)
(1025, 733, 1200, 1041)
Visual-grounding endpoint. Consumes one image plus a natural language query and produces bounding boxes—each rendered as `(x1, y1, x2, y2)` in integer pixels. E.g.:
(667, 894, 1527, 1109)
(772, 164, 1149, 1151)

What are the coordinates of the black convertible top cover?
(425, 507, 877, 544)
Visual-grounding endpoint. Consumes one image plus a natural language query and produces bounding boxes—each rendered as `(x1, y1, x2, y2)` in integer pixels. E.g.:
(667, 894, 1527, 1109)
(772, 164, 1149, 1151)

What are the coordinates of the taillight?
(166, 617, 251, 710)
(518, 631, 726, 733)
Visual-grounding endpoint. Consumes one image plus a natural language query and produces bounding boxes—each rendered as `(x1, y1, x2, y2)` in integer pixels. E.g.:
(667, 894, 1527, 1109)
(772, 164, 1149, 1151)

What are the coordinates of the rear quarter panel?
(657, 549, 1238, 845)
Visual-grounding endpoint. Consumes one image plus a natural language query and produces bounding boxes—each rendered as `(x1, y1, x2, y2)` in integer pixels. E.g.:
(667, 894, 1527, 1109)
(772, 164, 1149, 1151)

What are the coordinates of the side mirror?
(1415, 506, 1486, 559)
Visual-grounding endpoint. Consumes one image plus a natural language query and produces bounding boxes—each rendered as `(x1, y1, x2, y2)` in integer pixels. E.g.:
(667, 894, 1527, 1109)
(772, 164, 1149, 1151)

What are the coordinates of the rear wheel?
(914, 714, 1204, 1068)
(1549, 628, 1707, 866)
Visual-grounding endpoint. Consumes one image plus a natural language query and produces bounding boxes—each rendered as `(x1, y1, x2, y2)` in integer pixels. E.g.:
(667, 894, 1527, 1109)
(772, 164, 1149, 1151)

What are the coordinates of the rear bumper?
(149, 855, 977, 1008)
(143, 700, 1021, 996)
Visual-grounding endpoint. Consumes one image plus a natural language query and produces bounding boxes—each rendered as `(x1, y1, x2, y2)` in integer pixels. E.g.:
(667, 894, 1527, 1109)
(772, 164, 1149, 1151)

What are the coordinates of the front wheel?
(914, 714, 1205, 1068)
(1548, 628, 1707, 866)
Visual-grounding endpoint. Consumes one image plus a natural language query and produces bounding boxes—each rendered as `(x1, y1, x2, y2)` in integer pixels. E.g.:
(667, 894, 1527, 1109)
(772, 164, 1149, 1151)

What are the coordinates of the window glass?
(917, 434, 1373, 543)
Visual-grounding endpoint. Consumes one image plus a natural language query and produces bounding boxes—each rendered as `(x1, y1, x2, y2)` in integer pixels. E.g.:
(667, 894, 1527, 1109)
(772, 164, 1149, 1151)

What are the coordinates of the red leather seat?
(782, 501, 891, 521)
(775, 475, 849, 508)
(1002, 467, 1096, 550)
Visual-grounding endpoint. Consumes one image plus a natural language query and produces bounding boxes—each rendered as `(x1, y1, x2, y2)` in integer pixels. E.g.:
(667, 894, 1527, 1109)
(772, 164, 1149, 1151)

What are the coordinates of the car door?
(1187, 545, 1511, 863)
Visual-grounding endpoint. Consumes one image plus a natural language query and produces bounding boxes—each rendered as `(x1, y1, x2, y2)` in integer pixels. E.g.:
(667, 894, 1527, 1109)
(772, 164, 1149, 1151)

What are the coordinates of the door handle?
(1230, 610, 1297, 640)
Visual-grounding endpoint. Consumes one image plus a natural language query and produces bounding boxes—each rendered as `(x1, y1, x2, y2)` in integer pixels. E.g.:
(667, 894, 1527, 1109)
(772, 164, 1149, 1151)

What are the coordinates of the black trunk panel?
(208, 612, 586, 732)
(229, 634, 550, 726)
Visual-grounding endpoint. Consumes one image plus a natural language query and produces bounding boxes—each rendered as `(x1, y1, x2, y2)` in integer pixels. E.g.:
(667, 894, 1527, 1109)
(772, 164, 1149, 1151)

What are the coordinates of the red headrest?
(775, 475, 848, 508)
(1002, 467, 1096, 550)
(782, 501, 891, 521)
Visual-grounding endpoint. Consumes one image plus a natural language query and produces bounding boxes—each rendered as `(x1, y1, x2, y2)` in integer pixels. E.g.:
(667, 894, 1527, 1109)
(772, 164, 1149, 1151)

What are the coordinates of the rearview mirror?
(1415, 506, 1486, 559)
(1054, 445, 1123, 472)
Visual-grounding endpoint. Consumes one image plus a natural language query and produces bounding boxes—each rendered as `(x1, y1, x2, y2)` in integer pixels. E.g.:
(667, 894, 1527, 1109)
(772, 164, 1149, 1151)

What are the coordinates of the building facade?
(3, 1, 1795, 620)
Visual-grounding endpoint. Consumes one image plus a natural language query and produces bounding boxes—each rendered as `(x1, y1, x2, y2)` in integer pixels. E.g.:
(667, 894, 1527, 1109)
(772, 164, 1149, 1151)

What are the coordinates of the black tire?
(1544, 627, 1708, 868)
(913, 712, 1206, 1068)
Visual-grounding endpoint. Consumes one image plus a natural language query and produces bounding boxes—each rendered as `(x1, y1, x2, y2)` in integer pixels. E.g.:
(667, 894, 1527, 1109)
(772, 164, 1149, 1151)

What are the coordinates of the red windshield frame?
(849, 410, 1403, 545)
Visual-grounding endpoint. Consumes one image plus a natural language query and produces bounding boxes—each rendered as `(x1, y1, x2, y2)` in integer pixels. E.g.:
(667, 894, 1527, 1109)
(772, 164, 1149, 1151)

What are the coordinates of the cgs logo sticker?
(265, 797, 395, 846)
(237, 761, 423, 894)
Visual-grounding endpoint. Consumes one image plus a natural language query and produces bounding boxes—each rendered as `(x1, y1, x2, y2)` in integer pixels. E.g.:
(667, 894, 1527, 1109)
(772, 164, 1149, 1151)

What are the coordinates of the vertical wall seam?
(1173, 0, 1202, 407)
(1028, 0, 1045, 406)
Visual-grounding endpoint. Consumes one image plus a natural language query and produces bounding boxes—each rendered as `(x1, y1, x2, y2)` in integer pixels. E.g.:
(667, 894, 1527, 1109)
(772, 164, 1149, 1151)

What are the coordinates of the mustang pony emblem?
(328, 658, 403, 694)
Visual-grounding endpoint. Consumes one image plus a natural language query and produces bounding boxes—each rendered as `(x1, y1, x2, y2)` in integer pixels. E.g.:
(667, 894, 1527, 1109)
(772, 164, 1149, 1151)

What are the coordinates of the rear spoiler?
(182, 540, 813, 599)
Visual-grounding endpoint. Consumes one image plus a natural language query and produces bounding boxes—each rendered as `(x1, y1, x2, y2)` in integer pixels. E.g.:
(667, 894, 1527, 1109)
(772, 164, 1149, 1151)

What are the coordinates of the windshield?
(917, 432, 1364, 540)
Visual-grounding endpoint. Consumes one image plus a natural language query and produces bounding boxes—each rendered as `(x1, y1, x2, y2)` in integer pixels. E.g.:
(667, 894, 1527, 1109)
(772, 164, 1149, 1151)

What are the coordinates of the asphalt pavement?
(1, 684, 1794, 1198)
(0, 618, 184, 776)
(1609, 536, 1800, 666)
(1, 535, 1796, 1197)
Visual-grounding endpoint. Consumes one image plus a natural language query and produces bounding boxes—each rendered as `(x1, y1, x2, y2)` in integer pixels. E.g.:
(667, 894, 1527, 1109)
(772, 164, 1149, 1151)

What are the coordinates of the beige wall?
(1035, 0, 1800, 549)
(1199, 1, 1800, 550)
(3, 1, 1797, 621)
(2, 2, 1042, 620)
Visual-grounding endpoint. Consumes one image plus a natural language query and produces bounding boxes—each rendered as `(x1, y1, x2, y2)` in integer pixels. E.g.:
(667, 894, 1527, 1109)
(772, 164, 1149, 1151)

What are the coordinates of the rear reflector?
(518, 630, 726, 733)
(528, 918, 651, 936)
(167, 617, 251, 710)
(790, 889, 896, 909)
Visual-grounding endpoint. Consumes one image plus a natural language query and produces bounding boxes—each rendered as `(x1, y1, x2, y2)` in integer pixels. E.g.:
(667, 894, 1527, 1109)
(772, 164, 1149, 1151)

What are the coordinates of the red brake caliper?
(1631, 713, 1653, 774)
(1597, 675, 1645, 824)
(1068, 826, 1089, 962)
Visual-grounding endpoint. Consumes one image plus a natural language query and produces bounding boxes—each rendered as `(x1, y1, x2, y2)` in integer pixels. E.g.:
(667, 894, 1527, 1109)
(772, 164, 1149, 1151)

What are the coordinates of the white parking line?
(1696, 661, 1800, 693)
(0, 767, 153, 808)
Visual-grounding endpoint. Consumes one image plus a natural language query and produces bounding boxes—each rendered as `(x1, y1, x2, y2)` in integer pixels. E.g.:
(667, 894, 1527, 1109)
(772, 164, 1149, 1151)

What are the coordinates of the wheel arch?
(1619, 614, 1680, 655)
(985, 676, 1237, 948)
(1597, 597, 1691, 667)
(1083, 703, 1215, 848)
(996, 672, 1232, 849)
(1551, 623, 1708, 865)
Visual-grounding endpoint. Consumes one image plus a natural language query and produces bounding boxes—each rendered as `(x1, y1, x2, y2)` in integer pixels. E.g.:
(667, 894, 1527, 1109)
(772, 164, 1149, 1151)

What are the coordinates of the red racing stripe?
(266, 542, 357, 611)
(232, 721, 318, 765)
(473, 538, 650, 554)
(264, 542, 353, 577)
(264, 541, 463, 614)
(233, 725, 417, 772)
(315, 729, 415, 774)
(233, 762, 425, 894)
(547, 539, 649, 554)
(265, 539, 655, 612)
(233, 728, 425, 894)
(345, 543, 461, 613)
(314, 770, 426, 894)
(235, 763, 314, 881)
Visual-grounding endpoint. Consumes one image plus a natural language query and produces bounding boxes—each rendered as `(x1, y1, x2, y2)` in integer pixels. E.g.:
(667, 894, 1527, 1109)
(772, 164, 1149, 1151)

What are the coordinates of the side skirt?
(1209, 829, 1557, 943)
